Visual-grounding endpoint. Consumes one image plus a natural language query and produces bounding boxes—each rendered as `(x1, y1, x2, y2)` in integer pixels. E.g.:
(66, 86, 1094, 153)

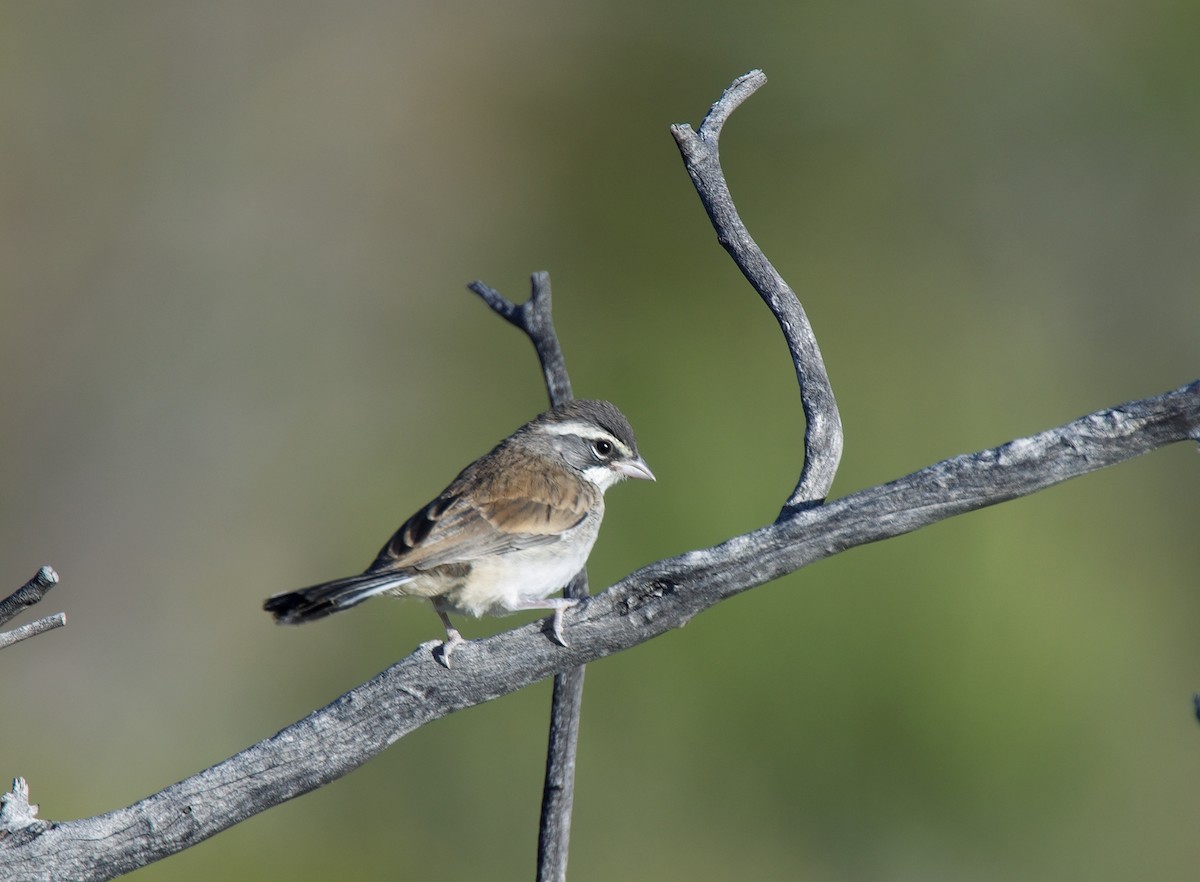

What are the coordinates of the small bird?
(264, 399, 654, 664)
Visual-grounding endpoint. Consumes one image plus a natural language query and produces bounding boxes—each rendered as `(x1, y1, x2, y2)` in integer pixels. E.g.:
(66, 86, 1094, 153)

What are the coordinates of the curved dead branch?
(672, 70, 842, 512)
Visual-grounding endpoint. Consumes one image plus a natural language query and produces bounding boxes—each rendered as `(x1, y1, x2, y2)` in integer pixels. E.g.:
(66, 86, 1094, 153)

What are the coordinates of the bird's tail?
(263, 572, 408, 624)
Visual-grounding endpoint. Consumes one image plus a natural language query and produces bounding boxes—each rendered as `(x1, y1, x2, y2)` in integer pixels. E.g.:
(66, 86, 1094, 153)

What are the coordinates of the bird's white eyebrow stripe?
(536, 421, 631, 454)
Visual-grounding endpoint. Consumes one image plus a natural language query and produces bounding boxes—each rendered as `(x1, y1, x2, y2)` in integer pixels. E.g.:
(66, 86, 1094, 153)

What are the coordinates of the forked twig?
(0, 567, 65, 652)
(469, 273, 573, 407)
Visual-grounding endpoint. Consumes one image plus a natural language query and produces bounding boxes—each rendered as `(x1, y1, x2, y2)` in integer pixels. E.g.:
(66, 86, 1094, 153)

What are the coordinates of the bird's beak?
(616, 457, 656, 481)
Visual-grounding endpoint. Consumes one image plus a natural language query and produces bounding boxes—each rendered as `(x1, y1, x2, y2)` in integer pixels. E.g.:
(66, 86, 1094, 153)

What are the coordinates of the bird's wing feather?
(367, 458, 596, 573)
(476, 464, 594, 535)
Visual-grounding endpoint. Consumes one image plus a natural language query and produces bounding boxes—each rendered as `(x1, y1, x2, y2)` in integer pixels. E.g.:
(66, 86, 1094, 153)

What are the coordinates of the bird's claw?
(547, 599, 581, 648)
(434, 629, 465, 669)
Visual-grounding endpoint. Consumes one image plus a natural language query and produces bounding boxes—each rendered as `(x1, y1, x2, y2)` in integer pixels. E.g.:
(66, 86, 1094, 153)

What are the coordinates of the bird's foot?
(540, 597, 581, 647)
(504, 597, 580, 647)
(433, 628, 465, 669)
(548, 604, 573, 647)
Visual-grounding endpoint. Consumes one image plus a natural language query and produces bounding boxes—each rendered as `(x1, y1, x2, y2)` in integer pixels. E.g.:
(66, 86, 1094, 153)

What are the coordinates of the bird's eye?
(592, 439, 614, 458)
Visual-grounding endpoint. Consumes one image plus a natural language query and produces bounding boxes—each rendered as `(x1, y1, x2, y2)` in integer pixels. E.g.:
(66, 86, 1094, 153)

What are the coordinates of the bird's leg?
(432, 601, 465, 668)
(510, 597, 580, 647)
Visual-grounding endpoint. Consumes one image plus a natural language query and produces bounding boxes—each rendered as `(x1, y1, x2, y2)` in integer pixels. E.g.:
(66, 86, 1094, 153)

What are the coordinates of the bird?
(263, 399, 654, 665)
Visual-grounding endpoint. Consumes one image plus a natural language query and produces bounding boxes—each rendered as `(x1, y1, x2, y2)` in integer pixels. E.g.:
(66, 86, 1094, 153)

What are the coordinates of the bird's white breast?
(441, 514, 602, 618)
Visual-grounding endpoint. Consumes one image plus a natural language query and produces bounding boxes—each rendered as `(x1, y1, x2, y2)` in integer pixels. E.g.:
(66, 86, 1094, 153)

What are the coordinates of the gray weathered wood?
(0, 567, 64, 653)
(3, 68, 1197, 881)
(1, 378, 1197, 881)
(468, 272, 588, 882)
(0, 567, 59, 629)
(672, 70, 843, 513)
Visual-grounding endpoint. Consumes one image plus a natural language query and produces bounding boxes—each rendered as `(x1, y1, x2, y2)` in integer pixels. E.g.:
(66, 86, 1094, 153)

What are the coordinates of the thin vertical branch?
(467, 272, 585, 882)
(468, 273, 573, 405)
(535, 657, 584, 881)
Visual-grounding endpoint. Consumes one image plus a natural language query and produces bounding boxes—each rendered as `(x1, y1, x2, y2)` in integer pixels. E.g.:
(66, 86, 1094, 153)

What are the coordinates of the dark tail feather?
(263, 572, 406, 624)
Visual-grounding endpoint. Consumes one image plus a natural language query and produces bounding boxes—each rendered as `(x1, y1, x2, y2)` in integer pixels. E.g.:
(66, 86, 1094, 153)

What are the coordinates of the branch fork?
(0, 567, 65, 652)
(2, 71, 1197, 882)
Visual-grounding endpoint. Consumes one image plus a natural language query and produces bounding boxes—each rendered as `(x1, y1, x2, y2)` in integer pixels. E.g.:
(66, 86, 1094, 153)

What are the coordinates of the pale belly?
(442, 538, 595, 618)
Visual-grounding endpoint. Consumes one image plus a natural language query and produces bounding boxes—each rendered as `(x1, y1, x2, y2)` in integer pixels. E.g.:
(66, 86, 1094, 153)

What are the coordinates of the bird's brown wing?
(475, 462, 596, 534)
(367, 458, 596, 574)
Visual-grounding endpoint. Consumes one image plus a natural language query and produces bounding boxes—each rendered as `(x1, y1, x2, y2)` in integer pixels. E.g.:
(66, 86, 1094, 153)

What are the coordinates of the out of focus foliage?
(2, 2, 1197, 880)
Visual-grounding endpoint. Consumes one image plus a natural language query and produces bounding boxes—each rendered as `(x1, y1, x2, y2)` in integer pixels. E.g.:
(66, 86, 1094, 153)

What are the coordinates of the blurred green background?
(2, 2, 1198, 880)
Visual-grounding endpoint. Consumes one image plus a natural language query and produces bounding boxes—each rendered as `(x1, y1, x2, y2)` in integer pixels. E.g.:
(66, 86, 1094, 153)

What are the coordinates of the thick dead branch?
(1, 379, 1196, 881)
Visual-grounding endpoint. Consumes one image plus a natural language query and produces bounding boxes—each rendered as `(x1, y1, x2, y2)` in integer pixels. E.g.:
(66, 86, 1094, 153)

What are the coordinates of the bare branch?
(1, 779, 46, 841)
(469, 272, 573, 407)
(535, 660, 584, 882)
(0, 567, 59, 628)
(0, 567, 64, 653)
(4, 74, 1197, 882)
(0, 614, 66, 651)
(2, 378, 1196, 881)
(468, 273, 585, 882)
(671, 70, 843, 512)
